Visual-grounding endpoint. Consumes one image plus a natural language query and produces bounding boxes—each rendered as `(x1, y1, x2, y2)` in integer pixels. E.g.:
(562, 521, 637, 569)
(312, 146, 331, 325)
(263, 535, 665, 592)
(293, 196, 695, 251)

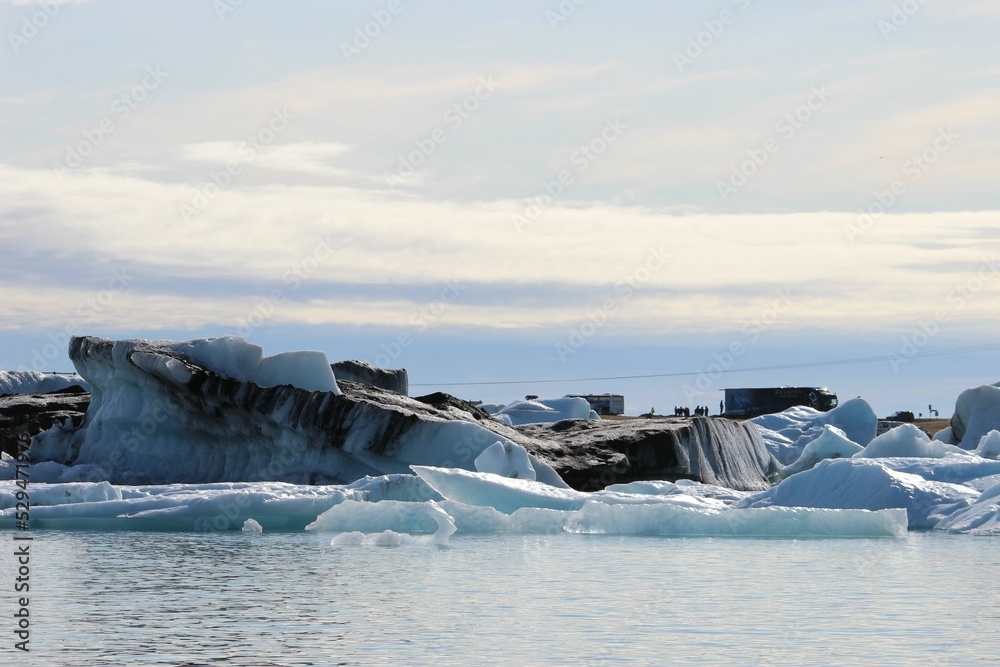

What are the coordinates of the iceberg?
(737, 458, 980, 529)
(0, 370, 90, 396)
(494, 396, 594, 425)
(411, 464, 731, 514)
(934, 482, 1000, 535)
(474, 440, 536, 480)
(241, 518, 263, 533)
(27, 336, 565, 487)
(306, 493, 906, 538)
(0, 474, 436, 532)
(750, 397, 878, 464)
(853, 423, 967, 459)
(975, 430, 1000, 459)
(947, 384, 1000, 449)
(780, 425, 862, 478)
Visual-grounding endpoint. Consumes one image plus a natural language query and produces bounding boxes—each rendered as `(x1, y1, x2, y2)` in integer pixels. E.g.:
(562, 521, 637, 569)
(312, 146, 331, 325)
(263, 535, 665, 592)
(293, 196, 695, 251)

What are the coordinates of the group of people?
(672, 405, 712, 417)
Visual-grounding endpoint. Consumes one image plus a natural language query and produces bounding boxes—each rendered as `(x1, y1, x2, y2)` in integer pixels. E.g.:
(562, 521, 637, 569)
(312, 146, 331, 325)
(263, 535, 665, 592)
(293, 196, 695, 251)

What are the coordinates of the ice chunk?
(310, 496, 906, 538)
(975, 430, 1000, 459)
(950, 384, 1000, 449)
(321, 501, 456, 546)
(170, 336, 263, 382)
(412, 465, 587, 513)
(494, 397, 592, 425)
(567, 501, 906, 538)
(750, 398, 877, 464)
(738, 458, 980, 529)
(474, 441, 536, 480)
(873, 456, 1000, 486)
(932, 426, 954, 443)
(0, 480, 363, 532)
(853, 423, 967, 459)
(253, 350, 340, 394)
(605, 480, 681, 496)
(242, 518, 263, 533)
(0, 480, 122, 507)
(131, 352, 193, 385)
(0, 370, 90, 395)
(781, 426, 862, 478)
(934, 482, 1000, 535)
(411, 465, 727, 515)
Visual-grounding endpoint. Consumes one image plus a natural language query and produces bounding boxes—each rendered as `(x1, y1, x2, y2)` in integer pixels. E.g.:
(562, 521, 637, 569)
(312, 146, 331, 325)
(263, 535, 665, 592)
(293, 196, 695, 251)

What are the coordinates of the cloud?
(179, 141, 357, 179)
(2, 164, 998, 338)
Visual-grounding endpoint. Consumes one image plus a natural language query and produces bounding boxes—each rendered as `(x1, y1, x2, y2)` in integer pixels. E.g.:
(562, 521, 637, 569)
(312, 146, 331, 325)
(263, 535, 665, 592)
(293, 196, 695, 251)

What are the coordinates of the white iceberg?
(474, 441, 536, 480)
(0, 370, 90, 395)
(947, 384, 1000, 449)
(738, 458, 979, 529)
(494, 397, 593, 425)
(750, 397, 877, 464)
(974, 430, 1000, 460)
(853, 423, 968, 459)
(934, 482, 1000, 535)
(780, 425, 862, 478)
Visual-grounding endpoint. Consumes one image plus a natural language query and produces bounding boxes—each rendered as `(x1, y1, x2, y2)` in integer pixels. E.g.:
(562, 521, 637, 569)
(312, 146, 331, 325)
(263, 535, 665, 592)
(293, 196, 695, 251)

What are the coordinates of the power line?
(410, 342, 1000, 388)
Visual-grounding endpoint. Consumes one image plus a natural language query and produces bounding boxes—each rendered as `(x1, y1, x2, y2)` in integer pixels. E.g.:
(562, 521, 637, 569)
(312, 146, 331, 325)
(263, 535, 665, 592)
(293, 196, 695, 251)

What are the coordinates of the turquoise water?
(5, 531, 998, 666)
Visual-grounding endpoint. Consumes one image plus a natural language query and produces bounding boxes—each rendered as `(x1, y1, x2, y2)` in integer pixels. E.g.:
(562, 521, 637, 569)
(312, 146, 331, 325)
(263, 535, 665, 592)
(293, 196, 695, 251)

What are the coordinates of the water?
(6, 531, 999, 666)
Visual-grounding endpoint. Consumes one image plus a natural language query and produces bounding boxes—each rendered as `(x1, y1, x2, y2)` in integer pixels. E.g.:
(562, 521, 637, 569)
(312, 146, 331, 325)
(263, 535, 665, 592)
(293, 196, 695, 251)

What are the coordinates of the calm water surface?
(5, 530, 998, 666)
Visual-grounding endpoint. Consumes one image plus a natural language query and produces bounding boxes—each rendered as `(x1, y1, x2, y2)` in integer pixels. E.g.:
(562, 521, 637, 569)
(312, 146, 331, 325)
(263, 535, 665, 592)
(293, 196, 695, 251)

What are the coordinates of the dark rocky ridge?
(332, 359, 408, 395)
(10, 336, 778, 491)
(518, 416, 779, 491)
(0, 387, 90, 458)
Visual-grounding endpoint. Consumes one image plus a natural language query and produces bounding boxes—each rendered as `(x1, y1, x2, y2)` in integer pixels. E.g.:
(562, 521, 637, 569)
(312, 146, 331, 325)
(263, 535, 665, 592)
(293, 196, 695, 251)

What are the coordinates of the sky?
(1, 0, 999, 417)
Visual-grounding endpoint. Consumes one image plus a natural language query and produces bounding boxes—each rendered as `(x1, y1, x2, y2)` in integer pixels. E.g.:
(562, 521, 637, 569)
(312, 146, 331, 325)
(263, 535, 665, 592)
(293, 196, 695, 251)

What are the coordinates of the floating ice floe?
(0, 474, 435, 532)
(242, 518, 263, 534)
(306, 493, 906, 538)
(737, 458, 981, 529)
(933, 482, 1000, 535)
(0, 370, 90, 395)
